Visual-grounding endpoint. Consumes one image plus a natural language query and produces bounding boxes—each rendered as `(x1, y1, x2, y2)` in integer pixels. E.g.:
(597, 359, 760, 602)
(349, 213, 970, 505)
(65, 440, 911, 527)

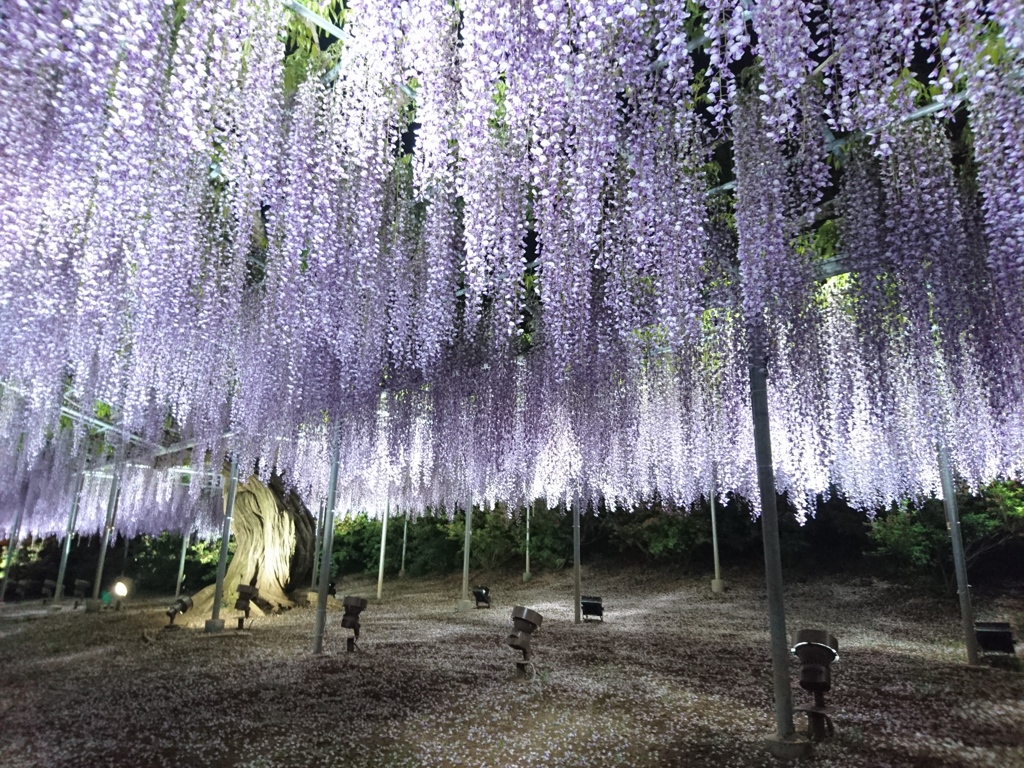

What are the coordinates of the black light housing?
(792, 629, 839, 741)
(507, 606, 543, 678)
(341, 596, 368, 652)
(72, 579, 90, 609)
(235, 584, 259, 630)
(581, 595, 603, 621)
(473, 586, 491, 608)
(975, 621, 1016, 655)
(165, 595, 193, 629)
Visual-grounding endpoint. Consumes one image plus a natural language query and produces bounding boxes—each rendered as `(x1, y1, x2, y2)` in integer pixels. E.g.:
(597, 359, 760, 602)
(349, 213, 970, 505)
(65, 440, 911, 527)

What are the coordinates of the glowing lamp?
(112, 578, 132, 611)
(792, 629, 839, 741)
(341, 596, 368, 652)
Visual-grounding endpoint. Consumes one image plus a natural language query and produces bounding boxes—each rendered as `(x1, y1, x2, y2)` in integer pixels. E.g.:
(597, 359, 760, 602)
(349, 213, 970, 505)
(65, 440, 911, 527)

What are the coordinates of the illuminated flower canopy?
(1, 0, 1022, 536)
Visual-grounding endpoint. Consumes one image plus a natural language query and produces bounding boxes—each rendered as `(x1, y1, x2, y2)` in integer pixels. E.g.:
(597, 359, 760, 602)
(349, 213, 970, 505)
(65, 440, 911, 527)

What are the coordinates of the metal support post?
(311, 500, 325, 590)
(175, 529, 190, 598)
(457, 494, 473, 610)
(524, 502, 532, 582)
(573, 494, 582, 624)
(313, 439, 341, 654)
(55, 472, 84, 601)
(206, 457, 239, 632)
(399, 510, 408, 578)
(938, 443, 981, 665)
(710, 462, 724, 593)
(92, 474, 121, 600)
(376, 502, 389, 600)
(749, 346, 807, 758)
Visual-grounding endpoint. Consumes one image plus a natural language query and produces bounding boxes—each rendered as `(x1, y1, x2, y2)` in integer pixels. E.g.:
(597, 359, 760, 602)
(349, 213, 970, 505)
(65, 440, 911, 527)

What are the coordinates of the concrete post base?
(456, 599, 475, 612)
(204, 618, 225, 633)
(711, 579, 725, 594)
(765, 733, 812, 761)
(523, 572, 532, 582)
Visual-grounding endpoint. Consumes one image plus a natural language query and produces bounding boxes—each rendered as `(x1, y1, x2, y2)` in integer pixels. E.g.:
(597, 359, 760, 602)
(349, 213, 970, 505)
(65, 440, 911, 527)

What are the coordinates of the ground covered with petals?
(1, 568, 1022, 768)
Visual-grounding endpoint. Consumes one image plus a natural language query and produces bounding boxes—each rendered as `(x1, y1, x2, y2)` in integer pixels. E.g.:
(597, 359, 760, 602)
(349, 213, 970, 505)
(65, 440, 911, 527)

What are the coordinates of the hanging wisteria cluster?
(1, 0, 1023, 538)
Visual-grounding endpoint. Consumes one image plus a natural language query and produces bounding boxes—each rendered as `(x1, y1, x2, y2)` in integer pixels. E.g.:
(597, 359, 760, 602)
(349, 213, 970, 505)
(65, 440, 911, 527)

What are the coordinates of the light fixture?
(235, 584, 259, 630)
(72, 579, 90, 609)
(472, 586, 491, 608)
(581, 595, 603, 621)
(974, 621, 1016, 655)
(507, 606, 543, 678)
(341, 596, 368, 652)
(112, 578, 132, 611)
(792, 629, 839, 741)
(165, 595, 193, 629)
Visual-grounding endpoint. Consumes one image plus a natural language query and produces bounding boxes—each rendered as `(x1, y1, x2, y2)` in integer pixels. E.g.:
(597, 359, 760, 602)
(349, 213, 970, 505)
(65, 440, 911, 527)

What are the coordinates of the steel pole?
(524, 502, 532, 581)
(399, 510, 408, 578)
(175, 530, 190, 598)
(573, 494, 582, 625)
(313, 439, 341, 654)
(55, 474, 84, 602)
(92, 474, 121, 600)
(749, 348, 798, 745)
(461, 494, 473, 602)
(710, 462, 724, 593)
(311, 500, 325, 590)
(376, 502, 389, 600)
(938, 443, 981, 665)
(208, 457, 239, 629)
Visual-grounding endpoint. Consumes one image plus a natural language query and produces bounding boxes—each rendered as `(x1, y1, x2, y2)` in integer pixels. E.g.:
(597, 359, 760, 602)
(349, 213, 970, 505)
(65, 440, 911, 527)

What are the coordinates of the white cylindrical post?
(938, 443, 981, 665)
(92, 474, 121, 600)
(749, 345, 807, 759)
(524, 502, 531, 582)
(457, 495, 473, 610)
(573, 494, 581, 625)
(313, 438, 341, 654)
(710, 462, 724, 593)
(399, 510, 408, 578)
(377, 502, 389, 600)
(175, 529, 190, 598)
(207, 457, 239, 632)
(311, 499, 325, 590)
(55, 472, 84, 602)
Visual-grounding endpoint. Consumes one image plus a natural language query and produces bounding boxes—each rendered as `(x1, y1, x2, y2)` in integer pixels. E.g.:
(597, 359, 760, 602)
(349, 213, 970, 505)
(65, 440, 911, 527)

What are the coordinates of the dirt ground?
(1, 566, 1022, 768)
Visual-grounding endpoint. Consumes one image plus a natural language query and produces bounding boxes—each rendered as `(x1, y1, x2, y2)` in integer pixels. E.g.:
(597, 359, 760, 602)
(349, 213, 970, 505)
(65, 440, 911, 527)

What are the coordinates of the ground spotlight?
(473, 586, 491, 608)
(235, 584, 259, 630)
(72, 579, 90, 609)
(792, 629, 838, 741)
(581, 595, 603, 621)
(165, 595, 193, 629)
(975, 621, 1016, 656)
(112, 578, 133, 610)
(507, 606, 543, 678)
(341, 596, 368, 652)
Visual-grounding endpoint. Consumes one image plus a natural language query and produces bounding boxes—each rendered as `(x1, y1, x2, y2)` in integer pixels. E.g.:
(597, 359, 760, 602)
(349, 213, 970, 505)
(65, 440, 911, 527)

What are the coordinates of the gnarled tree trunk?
(189, 474, 314, 623)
